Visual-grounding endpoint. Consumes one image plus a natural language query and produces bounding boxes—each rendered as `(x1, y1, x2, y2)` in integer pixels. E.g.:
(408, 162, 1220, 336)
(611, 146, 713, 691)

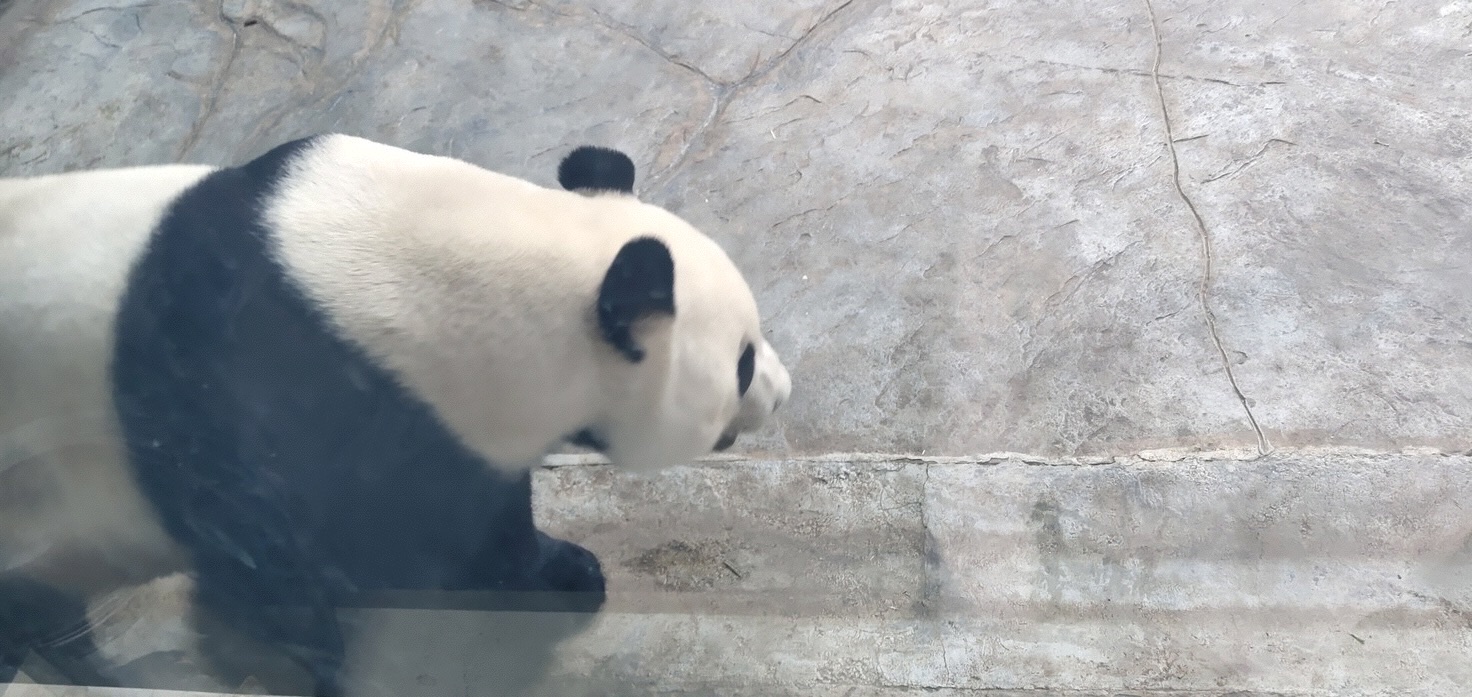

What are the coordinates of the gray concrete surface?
(2, 0, 1471, 694)
(518, 453, 1472, 696)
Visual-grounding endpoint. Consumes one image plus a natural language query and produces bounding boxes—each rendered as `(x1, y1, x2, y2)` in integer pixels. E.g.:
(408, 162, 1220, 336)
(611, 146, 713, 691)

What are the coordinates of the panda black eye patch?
(737, 342, 756, 397)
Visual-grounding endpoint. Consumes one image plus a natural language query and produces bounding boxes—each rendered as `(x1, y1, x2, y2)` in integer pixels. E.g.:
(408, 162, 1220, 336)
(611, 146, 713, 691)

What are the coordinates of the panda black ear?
(597, 237, 675, 363)
(559, 146, 636, 194)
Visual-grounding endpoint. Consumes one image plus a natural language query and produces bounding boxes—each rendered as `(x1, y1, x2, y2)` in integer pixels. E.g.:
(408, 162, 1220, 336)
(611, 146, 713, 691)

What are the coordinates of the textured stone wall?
(4, 0, 1469, 461)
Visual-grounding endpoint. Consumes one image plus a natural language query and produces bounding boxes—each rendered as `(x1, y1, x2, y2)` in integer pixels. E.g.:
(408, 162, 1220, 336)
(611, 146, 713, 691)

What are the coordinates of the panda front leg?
(190, 552, 347, 697)
(530, 530, 607, 613)
(167, 483, 348, 697)
(456, 469, 607, 613)
(0, 575, 119, 687)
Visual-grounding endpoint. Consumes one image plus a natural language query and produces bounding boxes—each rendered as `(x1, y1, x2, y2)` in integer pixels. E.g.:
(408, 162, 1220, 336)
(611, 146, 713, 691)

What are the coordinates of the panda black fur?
(0, 135, 792, 695)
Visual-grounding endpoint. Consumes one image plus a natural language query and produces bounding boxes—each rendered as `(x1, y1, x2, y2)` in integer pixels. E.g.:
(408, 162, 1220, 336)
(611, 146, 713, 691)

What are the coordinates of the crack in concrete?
(1023, 56, 1286, 88)
(1202, 138, 1296, 184)
(480, 0, 872, 195)
(79, 25, 120, 49)
(646, 96, 722, 194)
(914, 461, 947, 623)
(471, 0, 727, 193)
(175, 0, 243, 160)
(734, 0, 858, 88)
(583, 6, 719, 85)
(492, 0, 720, 84)
(1141, 0, 1271, 458)
(57, 2, 158, 23)
(241, 0, 422, 152)
(648, 0, 871, 193)
(240, 2, 329, 75)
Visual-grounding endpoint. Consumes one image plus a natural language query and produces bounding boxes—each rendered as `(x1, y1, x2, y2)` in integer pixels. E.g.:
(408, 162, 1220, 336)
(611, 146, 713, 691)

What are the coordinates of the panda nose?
(713, 431, 737, 451)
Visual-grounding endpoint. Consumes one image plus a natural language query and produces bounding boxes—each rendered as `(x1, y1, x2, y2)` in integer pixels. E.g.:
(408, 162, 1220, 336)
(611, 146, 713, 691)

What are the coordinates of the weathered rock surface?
(5, 0, 1469, 458)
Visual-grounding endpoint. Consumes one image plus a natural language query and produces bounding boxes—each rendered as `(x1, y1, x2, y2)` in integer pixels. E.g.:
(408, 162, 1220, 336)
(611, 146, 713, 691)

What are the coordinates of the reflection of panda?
(0, 135, 792, 696)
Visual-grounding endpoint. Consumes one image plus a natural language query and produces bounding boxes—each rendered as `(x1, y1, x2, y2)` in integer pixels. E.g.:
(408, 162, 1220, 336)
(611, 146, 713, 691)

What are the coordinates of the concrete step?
(13, 452, 1467, 696)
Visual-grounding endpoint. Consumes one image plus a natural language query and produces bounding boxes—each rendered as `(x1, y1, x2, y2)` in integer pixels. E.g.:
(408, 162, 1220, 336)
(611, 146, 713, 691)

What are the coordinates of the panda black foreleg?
(530, 530, 607, 615)
(438, 470, 606, 697)
(171, 484, 347, 696)
(191, 555, 346, 697)
(454, 469, 607, 616)
(0, 604, 28, 685)
(0, 575, 119, 687)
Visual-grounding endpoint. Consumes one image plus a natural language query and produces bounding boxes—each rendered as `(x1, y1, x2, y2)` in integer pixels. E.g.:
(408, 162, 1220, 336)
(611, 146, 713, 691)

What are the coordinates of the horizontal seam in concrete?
(552, 680, 1311, 697)
(869, 690, 1307, 697)
(540, 445, 1472, 469)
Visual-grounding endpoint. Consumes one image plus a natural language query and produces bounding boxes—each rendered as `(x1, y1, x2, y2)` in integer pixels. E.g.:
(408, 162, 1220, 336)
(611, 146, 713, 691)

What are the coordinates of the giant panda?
(0, 134, 792, 696)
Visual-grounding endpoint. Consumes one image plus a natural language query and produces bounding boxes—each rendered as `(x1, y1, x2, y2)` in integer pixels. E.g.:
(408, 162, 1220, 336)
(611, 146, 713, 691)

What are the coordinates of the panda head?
(557, 146, 792, 470)
(259, 136, 789, 472)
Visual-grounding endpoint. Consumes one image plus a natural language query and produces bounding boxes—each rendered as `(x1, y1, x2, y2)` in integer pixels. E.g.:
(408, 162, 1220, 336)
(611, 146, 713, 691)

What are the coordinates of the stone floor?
(2, 0, 1470, 694)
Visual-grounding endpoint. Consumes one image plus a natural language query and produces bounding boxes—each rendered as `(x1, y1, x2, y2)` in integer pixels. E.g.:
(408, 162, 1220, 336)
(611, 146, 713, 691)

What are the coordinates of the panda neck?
(277, 232, 609, 471)
(265, 145, 621, 470)
(389, 255, 608, 471)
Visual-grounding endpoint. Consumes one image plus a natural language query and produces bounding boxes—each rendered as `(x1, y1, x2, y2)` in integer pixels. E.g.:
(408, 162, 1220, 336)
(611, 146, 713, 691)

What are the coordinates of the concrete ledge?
(22, 452, 1459, 696)
(515, 452, 1471, 696)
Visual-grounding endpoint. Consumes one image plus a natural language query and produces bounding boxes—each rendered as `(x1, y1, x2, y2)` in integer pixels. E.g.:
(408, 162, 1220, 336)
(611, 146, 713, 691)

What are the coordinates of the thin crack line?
(648, 0, 868, 194)
(582, 6, 718, 85)
(175, 0, 242, 160)
(1142, 0, 1271, 457)
(240, 0, 424, 154)
(1202, 138, 1296, 184)
(736, 0, 857, 89)
(646, 93, 723, 194)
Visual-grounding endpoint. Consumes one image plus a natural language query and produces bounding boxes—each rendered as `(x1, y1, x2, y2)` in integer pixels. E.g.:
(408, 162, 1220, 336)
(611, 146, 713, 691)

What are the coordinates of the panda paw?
(531, 531, 607, 614)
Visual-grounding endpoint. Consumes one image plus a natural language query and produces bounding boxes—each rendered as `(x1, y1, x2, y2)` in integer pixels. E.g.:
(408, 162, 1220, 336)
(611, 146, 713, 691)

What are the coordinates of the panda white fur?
(0, 135, 791, 695)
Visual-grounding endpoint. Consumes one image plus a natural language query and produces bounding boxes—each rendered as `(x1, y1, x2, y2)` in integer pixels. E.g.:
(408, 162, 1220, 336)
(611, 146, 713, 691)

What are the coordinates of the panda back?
(1, 164, 214, 435)
(1, 165, 215, 338)
(0, 164, 213, 589)
(1, 165, 213, 427)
